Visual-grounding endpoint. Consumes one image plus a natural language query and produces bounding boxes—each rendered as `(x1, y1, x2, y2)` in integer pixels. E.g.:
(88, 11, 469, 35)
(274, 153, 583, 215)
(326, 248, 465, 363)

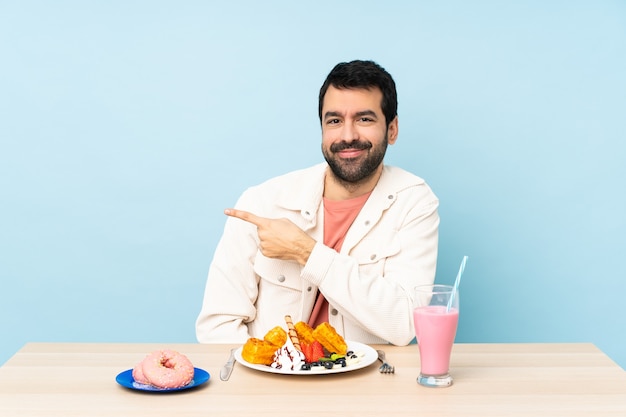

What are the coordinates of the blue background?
(1, 1, 625, 368)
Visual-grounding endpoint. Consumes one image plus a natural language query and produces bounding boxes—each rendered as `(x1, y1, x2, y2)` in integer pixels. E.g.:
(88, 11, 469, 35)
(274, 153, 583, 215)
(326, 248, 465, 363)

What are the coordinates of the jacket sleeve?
(195, 203, 260, 343)
(300, 188, 439, 346)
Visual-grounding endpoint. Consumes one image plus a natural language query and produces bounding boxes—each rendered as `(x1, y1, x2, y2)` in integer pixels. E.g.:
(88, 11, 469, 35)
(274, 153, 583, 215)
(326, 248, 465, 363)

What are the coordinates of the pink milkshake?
(413, 284, 460, 387)
(413, 306, 459, 375)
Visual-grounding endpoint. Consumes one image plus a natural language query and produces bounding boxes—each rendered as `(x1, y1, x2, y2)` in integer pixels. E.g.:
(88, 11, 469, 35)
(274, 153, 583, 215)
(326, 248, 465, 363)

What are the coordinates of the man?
(196, 60, 439, 346)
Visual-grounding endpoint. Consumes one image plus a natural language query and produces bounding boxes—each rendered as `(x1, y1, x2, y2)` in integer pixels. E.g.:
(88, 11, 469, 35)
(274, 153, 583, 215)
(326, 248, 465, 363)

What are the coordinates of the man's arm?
(195, 211, 261, 343)
(224, 208, 316, 266)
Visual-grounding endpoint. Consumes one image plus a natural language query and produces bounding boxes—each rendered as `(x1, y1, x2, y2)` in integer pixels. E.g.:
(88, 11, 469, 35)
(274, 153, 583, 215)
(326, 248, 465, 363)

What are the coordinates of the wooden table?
(0, 342, 624, 416)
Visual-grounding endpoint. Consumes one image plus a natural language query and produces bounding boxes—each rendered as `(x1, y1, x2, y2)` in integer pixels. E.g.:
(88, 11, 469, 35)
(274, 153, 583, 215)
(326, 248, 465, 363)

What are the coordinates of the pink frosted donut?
(132, 361, 150, 385)
(140, 350, 194, 389)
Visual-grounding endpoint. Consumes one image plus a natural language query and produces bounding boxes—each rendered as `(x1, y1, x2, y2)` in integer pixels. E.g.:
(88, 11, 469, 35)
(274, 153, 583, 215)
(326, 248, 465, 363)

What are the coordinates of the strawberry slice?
(300, 342, 314, 363)
(311, 341, 325, 362)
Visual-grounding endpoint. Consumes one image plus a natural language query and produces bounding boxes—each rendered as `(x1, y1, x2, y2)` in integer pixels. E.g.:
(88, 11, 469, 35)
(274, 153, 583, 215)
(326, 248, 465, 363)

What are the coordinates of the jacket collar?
(273, 161, 424, 223)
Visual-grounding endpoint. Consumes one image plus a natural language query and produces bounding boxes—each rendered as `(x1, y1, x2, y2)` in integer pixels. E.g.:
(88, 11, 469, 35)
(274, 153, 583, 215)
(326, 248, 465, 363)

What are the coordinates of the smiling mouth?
(337, 148, 366, 159)
(330, 140, 372, 153)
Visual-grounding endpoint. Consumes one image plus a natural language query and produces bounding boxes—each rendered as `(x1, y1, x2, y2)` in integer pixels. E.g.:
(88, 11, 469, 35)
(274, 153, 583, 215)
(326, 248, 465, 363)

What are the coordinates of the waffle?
(242, 326, 287, 365)
(312, 322, 347, 355)
(241, 338, 278, 365)
(294, 321, 316, 345)
(263, 325, 287, 347)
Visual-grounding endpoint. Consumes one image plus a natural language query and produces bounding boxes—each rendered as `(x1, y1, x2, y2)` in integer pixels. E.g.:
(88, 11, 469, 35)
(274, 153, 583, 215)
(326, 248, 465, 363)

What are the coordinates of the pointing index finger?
(224, 208, 267, 227)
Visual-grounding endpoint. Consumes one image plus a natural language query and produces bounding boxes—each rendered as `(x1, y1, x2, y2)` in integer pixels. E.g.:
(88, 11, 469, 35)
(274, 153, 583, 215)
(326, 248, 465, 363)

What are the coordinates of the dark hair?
(318, 60, 398, 126)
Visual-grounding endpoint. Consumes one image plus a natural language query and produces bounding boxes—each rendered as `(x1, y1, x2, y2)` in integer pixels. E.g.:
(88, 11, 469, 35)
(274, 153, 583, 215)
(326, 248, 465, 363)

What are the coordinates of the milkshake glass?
(413, 284, 459, 387)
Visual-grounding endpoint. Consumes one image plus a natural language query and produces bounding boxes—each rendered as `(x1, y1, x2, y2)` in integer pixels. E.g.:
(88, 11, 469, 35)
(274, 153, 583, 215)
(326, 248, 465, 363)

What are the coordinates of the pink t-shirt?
(308, 192, 371, 328)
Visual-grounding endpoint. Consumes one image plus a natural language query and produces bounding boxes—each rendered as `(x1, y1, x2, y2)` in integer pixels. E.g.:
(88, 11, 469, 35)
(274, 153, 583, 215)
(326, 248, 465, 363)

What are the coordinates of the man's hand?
(225, 209, 316, 266)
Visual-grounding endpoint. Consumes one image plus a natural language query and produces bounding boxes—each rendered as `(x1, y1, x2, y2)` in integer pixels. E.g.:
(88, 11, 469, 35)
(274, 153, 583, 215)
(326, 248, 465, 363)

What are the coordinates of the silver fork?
(376, 350, 395, 374)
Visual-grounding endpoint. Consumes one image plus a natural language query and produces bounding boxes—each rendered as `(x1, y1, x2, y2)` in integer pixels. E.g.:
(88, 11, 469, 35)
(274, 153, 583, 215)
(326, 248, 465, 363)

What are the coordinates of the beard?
(322, 133, 389, 184)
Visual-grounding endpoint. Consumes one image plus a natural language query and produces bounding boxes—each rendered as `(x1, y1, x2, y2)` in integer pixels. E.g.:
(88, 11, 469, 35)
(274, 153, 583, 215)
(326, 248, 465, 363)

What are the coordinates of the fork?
(376, 350, 395, 374)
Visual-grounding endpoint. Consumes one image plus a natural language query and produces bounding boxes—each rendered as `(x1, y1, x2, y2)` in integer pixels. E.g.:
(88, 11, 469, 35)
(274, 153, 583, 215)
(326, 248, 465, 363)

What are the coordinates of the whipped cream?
(270, 336, 305, 371)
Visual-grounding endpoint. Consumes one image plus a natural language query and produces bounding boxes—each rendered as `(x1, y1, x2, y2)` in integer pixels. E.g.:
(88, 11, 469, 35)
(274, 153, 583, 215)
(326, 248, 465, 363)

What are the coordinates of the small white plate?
(234, 341, 377, 375)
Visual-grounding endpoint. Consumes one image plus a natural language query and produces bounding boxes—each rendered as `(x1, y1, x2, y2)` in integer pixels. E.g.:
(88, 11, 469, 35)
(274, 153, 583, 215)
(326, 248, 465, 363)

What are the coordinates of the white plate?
(234, 341, 377, 375)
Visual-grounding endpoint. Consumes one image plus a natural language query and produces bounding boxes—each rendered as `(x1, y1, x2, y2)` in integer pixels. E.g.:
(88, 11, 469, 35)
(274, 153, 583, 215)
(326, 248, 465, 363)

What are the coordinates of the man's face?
(321, 86, 398, 184)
